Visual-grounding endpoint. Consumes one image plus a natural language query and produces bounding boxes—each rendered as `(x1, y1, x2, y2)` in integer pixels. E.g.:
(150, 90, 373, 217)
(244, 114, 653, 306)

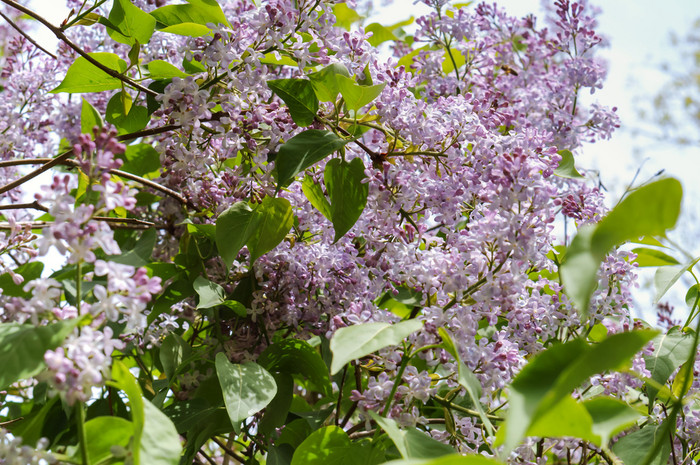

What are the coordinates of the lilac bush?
(0, 0, 695, 464)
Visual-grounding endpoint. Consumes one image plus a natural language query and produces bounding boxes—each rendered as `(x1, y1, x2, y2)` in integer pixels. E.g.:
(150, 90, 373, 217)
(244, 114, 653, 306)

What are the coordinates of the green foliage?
(370, 413, 456, 459)
(553, 149, 584, 179)
(267, 79, 319, 127)
(275, 130, 350, 188)
(324, 157, 369, 241)
(561, 178, 683, 313)
(107, 0, 156, 45)
(51, 53, 128, 93)
(0, 320, 79, 390)
(330, 320, 423, 375)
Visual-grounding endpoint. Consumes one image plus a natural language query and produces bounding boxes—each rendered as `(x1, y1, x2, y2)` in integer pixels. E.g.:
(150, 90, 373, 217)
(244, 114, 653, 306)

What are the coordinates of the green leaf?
(80, 98, 103, 134)
(267, 79, 319, 127)
(308, 63, 351, 102)
(441, 49, 465, 74)
(108, 361, 145, 464)
(9, 395, 58, 447)
(159, 333, 191, 380)
(105, 91, 149, 134)
(108, 0, 156, 45)
(583, 396, 642, 445)
(82, 416, 133, 465)
(246, 196, 294, 262)
(337, 75, 386, 112)
(140, 400, 182, 465)
(51, 53, 128, 93)
(0, 262, 43, 298)
(561, 178, 682, 313)
(160, 22, 212, 36)
(215, 201, 262, 268)
(302, 175, 331, 220)
(332, 3, 362, 30)
(0, 319, 79, 389)
(110, 228, 156, 267)
(151, 0, 230, 29)
(291, 425, 381, 465)
(501, 330, 656, 453)
(592, 179, 682, 256)
(654, 262, 695, 303)
(438, 328, 494, 436)
(325, 157, 368, 242)
(215, 353, 277, 426)
(260, 52, 297, 66)
(258, 339, 333, 397)
(365, 23, 399, 46)
(632, 247, 680, 267)
(526, 396, 598, 443)
(275, 130, 350, 188)
(329, 320, 423, 375)
(383, 456, 503, 465)
(554, 150, 584, 179)
(259, 373, 293, 435)
(612, 422, 672, 465)
(686, 284, 699, 308)
(644, 327, 695, 410)
(147, 60, 190, 79)
(118, 143, 161, 177)
(369, 412, 455, 459)
(193, 276, 226, 309)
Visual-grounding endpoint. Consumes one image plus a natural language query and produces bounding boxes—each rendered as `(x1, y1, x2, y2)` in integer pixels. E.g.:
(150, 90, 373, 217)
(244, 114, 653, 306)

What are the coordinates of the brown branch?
(117, 124, 180, 142)
(0, 156, 192, 209)
(0, 150, 73, 196)
(0, 220, 164, 230)
(0, 11, 56, 59)
(211, 437, 246, 464)
(0, 417, 23, 427)
(0, 0, 157, 97)
(0, 201, 48, 212)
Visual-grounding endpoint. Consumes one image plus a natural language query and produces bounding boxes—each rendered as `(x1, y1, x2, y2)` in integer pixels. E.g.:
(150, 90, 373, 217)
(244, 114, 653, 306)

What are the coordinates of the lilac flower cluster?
(0, 429, 55, 465)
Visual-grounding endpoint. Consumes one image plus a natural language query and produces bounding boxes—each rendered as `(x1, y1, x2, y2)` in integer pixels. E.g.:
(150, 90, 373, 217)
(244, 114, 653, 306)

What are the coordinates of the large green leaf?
(108, 361, 145, 464)
(147, 60, 190, 79)
(302, 175, 332, 220)
(561, 178, 682, 313)
(107, 0, 156, 45)
(325, 157, 368, 242)
(82, 416, 134, 465)
(290, 425, 382, 465)
(632, 247, 680, 267)
(501, 330, 656, 454)
(612, 422, 672, 465)
(119, 143, 161, 177)
(258, 339, 332, 396)
(215, 201, 262, 268)
(337, 75, 386, 112)
(370, 413, 455, 459)
(140, 400, 182, 465)
(151, 0, 230, 30)
(159, 333, 191, 380)
(653, 261, 696, 303)
(215, 353, 277, 426)
(525, 396, 597, 443)
(275, 130, 350, 188)
(105, 91, 149, 134)
(0, 319, 79, 389)
(0, 261, 43, 298)
(644, 327, 696, 410)
(268, 79, 319, 127)
(583, 396, 642, 445)
(193, 276, 226, 309)
(246, 196, 294, 262)
(51, 53, 128, 93)
(365, 23, 399, 46)
(308, 63, 351, 102)
(329, 320, 423, 375)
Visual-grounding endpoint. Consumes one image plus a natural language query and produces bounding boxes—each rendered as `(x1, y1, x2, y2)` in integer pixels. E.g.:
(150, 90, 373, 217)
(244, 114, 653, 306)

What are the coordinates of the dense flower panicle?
(0, 429, 55, 465)
(0, 0, 680, 461)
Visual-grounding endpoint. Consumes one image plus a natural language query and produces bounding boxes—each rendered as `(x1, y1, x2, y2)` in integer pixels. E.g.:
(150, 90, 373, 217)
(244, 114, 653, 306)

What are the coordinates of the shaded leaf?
(268, 79, 319, 127)
(325, 157, 368, 242)
(370, 412, 455, 459)
(275, 130, 350, 188)
(215, 202, 261, 268)
(644, 327, 695, 410)
(302, 175, 331, 220)
(215, 353, 277, 426)
(246, 196, 294, 262)
(193, 276, 226, 309)
(258, 339, 332, 396)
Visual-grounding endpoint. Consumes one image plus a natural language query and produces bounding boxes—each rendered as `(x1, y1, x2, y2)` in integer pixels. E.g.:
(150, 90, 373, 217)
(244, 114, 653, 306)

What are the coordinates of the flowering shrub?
(0, 0, 696, 464)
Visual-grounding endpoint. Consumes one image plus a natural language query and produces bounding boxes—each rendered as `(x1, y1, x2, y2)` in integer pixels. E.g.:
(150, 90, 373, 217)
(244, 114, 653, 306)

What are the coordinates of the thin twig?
(211, 437, 246, 464)
(0, 201, 48, 212)
(0, 0, 157, 97)
(0, 220, 163, 230)
(0, 150, 73, 196)
(117, 124, 180, 142)
(0, 156, 192, 209)
(0, 417, 23, 427)
(198, 450, 217, 465)
(0, 11, 56, 59)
